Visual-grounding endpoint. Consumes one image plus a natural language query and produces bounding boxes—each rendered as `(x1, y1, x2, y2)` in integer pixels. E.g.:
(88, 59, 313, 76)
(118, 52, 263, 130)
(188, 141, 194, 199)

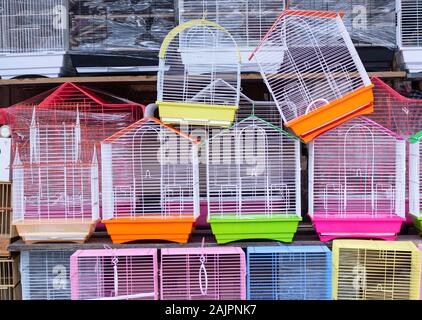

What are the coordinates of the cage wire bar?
(333, 240, 421, 300)
(0, 0, 69, 78)
(70, 248, 158, 300)
(20, 250, 74, 300)
(249, 9, 374, 142)
(397, 0, 422, 74)
(206, 116, 301, 243)
(247, 246, 332, 300)
(160, 246, 246, 300)
(308, 117, 406, 241)
(101, 117, 200, 244)
(178, 0, 285, 71)
(157, 19, 241, 127)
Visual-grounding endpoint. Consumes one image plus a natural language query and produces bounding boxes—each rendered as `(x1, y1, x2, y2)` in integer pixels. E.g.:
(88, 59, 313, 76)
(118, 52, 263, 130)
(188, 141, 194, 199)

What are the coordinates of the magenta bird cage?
(70, 248, 158, 300)
(160, 246, 246, 300)
(308, 116, 406, 241)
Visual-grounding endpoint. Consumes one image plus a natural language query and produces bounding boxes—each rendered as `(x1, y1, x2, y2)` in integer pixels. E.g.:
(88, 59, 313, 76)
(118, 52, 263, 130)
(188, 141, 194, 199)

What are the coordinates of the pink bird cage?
(249, 9, 374, 142)
(308, 116, 406, 241)
(367, 77, 422, 229)
(70, 248, 158, 300)
(160, 246, 246, 300)
(5, 83, 143, 243)
(101, 112, 201, 244)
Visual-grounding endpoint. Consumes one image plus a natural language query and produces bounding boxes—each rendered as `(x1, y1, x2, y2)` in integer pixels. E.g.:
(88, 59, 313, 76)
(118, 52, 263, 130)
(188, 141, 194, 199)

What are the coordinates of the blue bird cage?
(247, 245, 332, 300)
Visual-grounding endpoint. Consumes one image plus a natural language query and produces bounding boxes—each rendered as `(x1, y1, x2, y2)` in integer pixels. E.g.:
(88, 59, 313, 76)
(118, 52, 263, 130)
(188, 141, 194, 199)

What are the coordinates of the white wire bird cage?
(397, 0, 422, 75)
(308, 117, 406, 241)
(11, 108, 100, 244)
(206, 115, 301, 243)
(0, 137, 11, 182)
(0, 0, 69, 79)
(101, 116, 200, 244)
(157, 19, 241, 127)
(178, 0, 285, 72)
(20, 250, 74, 300)
(249, 9, 374, 142)
(70, 248, 158, 300)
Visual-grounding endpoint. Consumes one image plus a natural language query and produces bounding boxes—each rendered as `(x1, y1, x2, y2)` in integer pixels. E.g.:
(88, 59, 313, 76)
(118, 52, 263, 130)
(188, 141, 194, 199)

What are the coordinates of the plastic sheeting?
(288, 0, 396, 48)
(69, 0, 175, 54)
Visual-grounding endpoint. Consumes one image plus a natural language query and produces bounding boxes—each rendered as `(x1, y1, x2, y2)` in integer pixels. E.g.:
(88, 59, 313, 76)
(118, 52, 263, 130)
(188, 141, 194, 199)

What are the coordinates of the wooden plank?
(7, 223, 421, 252)
(0, 71, 407, 86)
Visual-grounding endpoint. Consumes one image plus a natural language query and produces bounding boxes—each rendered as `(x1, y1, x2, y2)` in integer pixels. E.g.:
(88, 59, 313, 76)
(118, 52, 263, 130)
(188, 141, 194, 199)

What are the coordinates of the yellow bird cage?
(332, 240, 421, 300)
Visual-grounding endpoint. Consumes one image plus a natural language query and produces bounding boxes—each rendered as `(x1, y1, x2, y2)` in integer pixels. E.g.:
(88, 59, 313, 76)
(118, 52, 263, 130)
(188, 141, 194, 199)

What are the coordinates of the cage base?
(0, 237, 12, 257)
(157, 101, 238, 127)
(209, 216, 301, 244)
(286, 85, 374, 142)
(14, 220, 97, 244)
(412, 216, 422, 233)
(311, 215, 404, 242)
(0, 53, 66, 79)
(103, 218, 195, 244)
(399, 48, 422, 75)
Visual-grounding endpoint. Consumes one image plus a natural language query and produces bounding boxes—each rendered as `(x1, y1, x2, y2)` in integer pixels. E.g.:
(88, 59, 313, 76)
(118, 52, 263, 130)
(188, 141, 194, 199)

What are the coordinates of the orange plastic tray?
(103, 218, 195, 244)
(286, 85, 374, 142)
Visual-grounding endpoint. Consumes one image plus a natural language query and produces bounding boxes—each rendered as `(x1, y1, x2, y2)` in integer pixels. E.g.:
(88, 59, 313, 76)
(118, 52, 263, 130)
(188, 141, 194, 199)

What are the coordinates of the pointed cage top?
(159, 19, 242, 62)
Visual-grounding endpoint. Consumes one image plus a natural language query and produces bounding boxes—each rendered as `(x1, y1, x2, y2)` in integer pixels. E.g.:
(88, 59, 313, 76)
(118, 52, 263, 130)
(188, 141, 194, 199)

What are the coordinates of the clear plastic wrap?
(69, 0, 175, 54)
(288, 0, 396, 47)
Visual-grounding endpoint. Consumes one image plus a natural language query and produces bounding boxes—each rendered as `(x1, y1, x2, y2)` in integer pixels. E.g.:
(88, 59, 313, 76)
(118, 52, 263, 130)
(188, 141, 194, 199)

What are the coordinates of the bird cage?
(249, 10, 374, 142)
(247, 245, 332, 300)
(101, 116, 200, 244)
(21, 250, 74, 300)
(409, 131, 422, 230)
(178, 0, 285, 72)
(70, 248, 158, 300)
(0, 137, 11, 182)
(368, 77, 422, 139)
(0, 0, 69, 79)
(5, 83, 143, 243)
(157, 19, 241, 127)
(289, 0, 397, 48)
(206, 115, 301, 243)
(397, 0, 422, 74)
(0, 256, 21, 300)
(69, 0, 176, 74)
(308, 117, 406, 241)
(160, 246, 246, 300)
(333, 240, 421, 300)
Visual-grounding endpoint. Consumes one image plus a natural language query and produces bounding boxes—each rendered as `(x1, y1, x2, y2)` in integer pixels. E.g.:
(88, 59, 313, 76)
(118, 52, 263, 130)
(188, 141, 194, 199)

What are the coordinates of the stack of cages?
(4, 83, 143, 243)
(0, 0, 70, 79)
(69, 0, 176, 74)
(205, 116, 302, 243)
(247, 246, 332, 300)
(308, 117, 406, 241)
(249, 9, 374, 142)
(396, 0, 422, 75)
(156, 20, 241, 127)
(70, 248, 158, 300)
(177, 0, 286, 72)
(289, 0, 397, 71)
(0, 256, 21, 300)
(20, 250, 74, 300)
(160, 246, 246, 300)
(332, 240, 421, 300)
(101, 115, 200, 244)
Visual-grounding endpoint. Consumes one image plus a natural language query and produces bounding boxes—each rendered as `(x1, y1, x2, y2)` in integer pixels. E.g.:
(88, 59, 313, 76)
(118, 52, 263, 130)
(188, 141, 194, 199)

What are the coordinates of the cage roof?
(333, 239, 418, 252)
(248, 245, 331, 254)
(103, 117, 200, 144)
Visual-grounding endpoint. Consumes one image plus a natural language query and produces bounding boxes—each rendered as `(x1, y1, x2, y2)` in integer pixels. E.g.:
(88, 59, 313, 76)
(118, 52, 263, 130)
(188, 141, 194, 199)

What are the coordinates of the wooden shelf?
(0, 71, 407, 86)
(7, 223, 422, 252)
